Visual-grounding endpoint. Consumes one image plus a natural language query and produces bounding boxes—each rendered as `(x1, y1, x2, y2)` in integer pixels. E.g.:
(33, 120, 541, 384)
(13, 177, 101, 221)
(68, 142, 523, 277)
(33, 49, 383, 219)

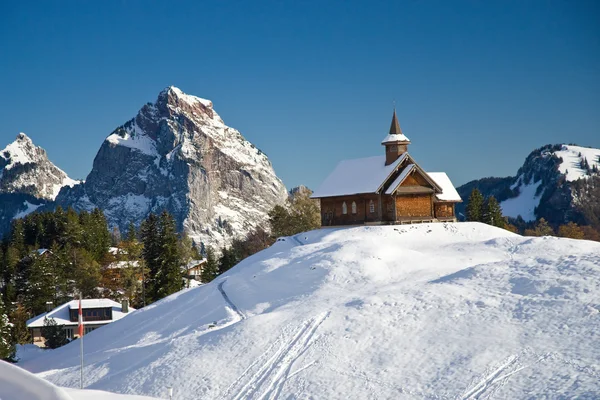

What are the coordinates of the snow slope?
(21, 223, 600, 399)
(555, 145, 600, 182)
(0, 361, 157, 400)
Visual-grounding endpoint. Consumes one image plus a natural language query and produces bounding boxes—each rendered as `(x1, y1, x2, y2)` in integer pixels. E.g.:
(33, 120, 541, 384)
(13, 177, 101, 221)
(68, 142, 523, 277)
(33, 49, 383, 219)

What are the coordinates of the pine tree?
(126, 221, 137, 243)
(25, 253, 56, 315)
(466, 189, 484, 222)
(0, 296, 16, 361)
(41, 317, 69, 349)
(200, 247, 219, 283)
(482, 196, 505, 228)
(10, 304, 31, 345)
(154, 211, 183, 300)
(140, 213, 160, 304)
(218, 247, 239, 274)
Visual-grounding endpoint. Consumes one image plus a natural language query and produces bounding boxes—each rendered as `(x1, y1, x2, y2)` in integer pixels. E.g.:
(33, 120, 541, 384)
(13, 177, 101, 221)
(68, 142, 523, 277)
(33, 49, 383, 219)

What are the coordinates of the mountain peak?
(0, 133, 78, 201)
(159, 86, 213, 109)
(16, 132, 32, 142)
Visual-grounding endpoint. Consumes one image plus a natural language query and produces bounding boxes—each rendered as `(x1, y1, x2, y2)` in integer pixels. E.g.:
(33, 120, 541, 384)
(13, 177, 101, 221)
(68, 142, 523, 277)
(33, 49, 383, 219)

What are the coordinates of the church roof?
(311, 154, 408, 198)
(389, 110, 402, 135)
(311, 153, 461, 202)
(427, 173, 462, 202)
(382, 110, 410, 144)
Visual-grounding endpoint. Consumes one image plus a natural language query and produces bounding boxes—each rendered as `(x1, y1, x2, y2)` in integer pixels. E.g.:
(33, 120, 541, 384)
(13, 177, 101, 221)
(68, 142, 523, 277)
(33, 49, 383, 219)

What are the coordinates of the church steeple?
(389, 109, 402, 135)
(382, 109, 411, 165)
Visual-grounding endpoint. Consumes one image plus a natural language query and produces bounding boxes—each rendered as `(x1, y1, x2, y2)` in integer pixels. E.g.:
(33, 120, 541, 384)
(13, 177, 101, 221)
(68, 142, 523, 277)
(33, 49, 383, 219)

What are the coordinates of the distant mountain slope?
(21, 223, 600, 399)
(457, 144, 600, 227)
(0, 133, 78, 200)
(0, 133, 78, 234)
(55, 87, 287, 249)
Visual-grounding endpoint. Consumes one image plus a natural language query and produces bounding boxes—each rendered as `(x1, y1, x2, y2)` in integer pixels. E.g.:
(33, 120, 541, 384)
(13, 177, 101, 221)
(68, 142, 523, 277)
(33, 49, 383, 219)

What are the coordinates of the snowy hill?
(55, 86, 287, 249)
(21, 223, 600, 399)
(457, 144, 600, 226)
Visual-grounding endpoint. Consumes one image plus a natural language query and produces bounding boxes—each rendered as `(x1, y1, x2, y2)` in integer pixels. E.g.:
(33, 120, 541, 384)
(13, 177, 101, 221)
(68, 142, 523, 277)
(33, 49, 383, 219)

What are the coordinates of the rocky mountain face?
(457, 144, 600, 228)
(55, 86, 288, 249)
(0, 133, 78, 234)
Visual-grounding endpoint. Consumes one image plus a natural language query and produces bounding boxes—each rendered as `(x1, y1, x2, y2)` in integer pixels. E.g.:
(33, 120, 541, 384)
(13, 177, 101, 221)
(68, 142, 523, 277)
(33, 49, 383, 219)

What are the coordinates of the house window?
(85, 327, 96, 334)
(351, 201, 357, 214)
(64, 328, 73, 340)
(342, 202, 347, 215)
(369, 200, 375, 213)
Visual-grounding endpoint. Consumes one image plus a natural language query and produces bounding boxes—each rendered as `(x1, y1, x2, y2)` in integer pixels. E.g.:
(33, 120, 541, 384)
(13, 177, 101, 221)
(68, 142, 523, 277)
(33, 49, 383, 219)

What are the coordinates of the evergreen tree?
(140, 213, 160, 304)
(154, 211, 183, 300)
(482, 196, 505, 228)
(0, 296, 16, 361)
(41, 317, 69, 349)
(466, 189, 484, 222)
(24, 253, 56, 315)
(126, 221, 137, 243)
(200, 247, 219, 283)
(218, 247, 239, 274)
(10, 303, 31, 345)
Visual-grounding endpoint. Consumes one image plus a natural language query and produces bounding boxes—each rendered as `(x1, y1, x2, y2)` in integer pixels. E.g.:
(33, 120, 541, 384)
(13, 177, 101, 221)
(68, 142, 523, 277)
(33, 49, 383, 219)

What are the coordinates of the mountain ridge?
(0, 133, 79, 234)
(457, 143, 600, 228)
(54, 86, 288, 249)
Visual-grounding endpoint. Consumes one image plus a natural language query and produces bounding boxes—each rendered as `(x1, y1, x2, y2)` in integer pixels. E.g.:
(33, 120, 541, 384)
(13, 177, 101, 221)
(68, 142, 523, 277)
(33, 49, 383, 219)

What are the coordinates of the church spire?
(389, 109, 402, 135)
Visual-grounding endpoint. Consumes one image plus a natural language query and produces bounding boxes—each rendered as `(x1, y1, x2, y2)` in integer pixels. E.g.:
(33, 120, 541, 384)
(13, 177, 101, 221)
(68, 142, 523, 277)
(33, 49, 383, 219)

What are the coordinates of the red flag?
(78, 298, 84, 337)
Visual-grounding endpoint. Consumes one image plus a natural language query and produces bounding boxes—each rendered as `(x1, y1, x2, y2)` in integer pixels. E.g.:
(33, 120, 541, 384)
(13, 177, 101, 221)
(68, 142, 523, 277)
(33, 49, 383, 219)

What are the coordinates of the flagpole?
(79, 293, 84, 389)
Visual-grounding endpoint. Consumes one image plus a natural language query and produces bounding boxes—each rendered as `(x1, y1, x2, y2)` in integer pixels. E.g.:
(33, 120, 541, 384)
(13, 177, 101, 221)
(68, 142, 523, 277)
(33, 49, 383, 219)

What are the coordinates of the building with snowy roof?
(26, 299, 134, 347)
(311, 111, 462, 225)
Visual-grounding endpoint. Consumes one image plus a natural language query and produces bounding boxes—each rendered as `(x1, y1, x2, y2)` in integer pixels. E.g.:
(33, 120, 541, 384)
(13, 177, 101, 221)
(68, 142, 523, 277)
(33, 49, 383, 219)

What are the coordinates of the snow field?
(20, 223, 600, 399)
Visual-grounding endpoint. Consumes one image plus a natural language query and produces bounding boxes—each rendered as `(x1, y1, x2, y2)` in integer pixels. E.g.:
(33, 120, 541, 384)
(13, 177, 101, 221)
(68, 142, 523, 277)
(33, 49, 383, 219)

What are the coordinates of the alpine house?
(311, 111, 462, 226)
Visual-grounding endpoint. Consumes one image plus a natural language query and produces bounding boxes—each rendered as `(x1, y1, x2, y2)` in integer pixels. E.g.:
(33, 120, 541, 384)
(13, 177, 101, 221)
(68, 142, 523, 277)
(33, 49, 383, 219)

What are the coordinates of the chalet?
(26, 299, 133, 347)
(184, 259, 207, 281)
(311, 111, 462, 226)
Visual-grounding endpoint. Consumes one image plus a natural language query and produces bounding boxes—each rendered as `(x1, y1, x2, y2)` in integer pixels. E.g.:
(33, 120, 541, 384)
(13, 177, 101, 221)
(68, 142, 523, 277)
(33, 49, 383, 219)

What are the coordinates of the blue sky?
(1, 1, 598, 189)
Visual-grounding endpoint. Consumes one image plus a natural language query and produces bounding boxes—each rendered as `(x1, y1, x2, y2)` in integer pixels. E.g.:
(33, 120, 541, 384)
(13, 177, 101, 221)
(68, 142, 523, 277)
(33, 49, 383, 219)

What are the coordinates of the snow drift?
(21, 223, 600, 399)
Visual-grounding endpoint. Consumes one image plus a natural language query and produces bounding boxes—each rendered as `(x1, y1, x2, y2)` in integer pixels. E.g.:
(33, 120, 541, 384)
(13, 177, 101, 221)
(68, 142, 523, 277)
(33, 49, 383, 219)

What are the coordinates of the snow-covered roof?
(26, 299, 134, 328)
(311, 154, 408, 198)
(381, 133, 411, 144)
(427, 173, 462, 202)
(184, 259, 207, 270)
(385, 164, 416, 195)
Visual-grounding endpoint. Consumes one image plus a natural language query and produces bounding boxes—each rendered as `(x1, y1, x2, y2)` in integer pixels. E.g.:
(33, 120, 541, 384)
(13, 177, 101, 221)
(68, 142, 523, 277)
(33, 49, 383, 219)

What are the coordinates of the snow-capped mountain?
(20, 223, 600, 398)
(0, 133, 79, 234)
(457, 144, 600, 227)
(0, 133, 78, 200)
(55, 86, 288, 248)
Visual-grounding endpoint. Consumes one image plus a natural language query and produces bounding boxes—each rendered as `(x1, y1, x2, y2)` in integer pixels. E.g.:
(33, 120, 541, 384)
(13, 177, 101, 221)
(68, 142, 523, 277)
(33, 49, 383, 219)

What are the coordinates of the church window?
(369, 200, 375, 213)
(351, 201, 357, 214)
(342, 202, 347, 215)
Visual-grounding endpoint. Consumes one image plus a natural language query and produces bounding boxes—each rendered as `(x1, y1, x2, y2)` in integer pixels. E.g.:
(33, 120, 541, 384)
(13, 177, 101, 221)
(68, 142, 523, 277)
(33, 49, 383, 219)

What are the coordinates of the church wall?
(395, 194, 433, 218)
(320, 194, 381, 226)
(434, 202, 455, 218)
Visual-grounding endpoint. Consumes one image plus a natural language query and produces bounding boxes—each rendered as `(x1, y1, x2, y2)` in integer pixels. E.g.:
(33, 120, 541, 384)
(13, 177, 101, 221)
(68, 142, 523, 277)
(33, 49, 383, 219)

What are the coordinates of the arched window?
(351, 201, 357, 214)
(342, 202, 347, 215)
(369, 200, 375, 213)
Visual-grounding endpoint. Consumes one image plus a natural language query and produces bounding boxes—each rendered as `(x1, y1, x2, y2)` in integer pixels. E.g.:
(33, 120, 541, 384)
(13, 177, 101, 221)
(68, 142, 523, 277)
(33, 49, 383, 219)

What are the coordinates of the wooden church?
(311, 111, 462, 226)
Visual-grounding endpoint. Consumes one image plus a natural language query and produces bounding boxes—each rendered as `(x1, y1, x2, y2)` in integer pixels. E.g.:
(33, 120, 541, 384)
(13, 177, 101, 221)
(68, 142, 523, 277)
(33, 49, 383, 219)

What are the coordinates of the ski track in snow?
(224, 312, 329, 400)
(218, 280, 246, 320)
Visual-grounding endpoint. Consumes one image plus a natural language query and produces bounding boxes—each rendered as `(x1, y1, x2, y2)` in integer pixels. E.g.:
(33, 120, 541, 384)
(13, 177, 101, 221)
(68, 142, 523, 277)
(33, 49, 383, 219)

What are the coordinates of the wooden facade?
(313, 110, 462, 226)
